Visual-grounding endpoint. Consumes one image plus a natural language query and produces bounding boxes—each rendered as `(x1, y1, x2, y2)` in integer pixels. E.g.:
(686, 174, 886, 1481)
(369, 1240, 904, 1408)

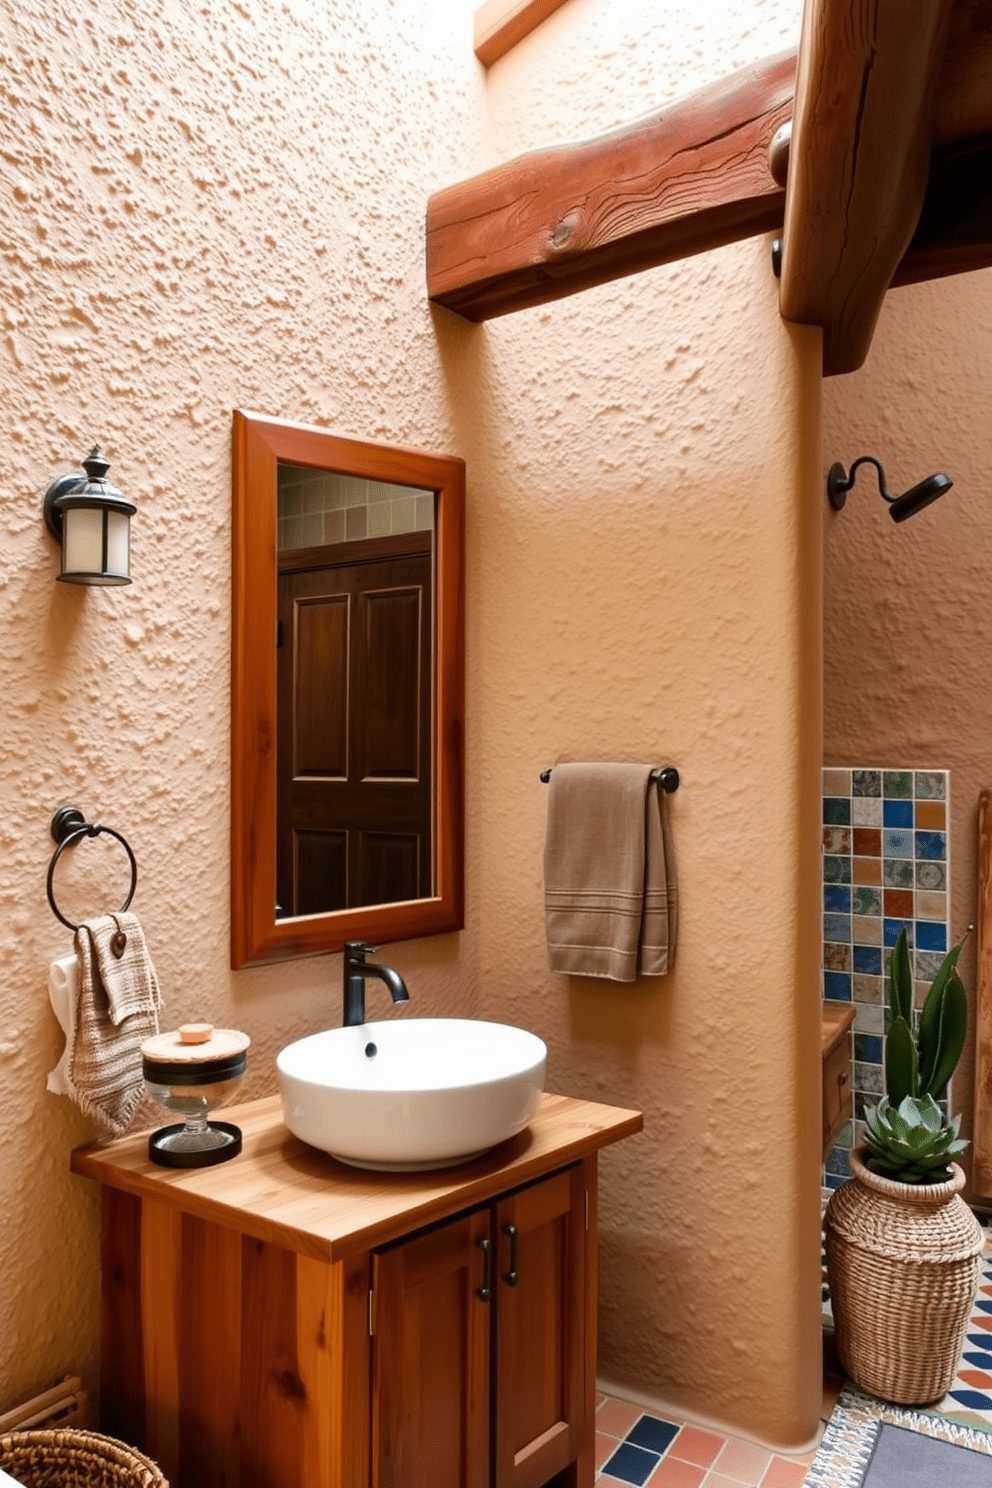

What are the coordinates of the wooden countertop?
(823, 999, 856, 1056)
(71, 1091, 643, 1263)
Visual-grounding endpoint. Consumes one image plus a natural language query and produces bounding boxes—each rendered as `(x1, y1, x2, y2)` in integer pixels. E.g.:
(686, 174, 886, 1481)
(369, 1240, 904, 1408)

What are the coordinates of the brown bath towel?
(544, 763, 677, 981)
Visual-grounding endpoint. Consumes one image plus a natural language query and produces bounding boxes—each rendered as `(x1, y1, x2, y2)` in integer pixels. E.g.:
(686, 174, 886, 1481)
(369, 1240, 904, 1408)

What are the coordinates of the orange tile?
(669, 1424, 724, 1468)
(958, 1369, 992, 1390)
(596, 1431, 617, 1469)
(915, 800, 946, 830)
(761, 1458, 808, 1488)
(596, 1397, 643, 1437)
(706, 1477, 751, 1488)
(713, 1439, 772, 1484)
(970, 1315, 992, 1334)
(646, 1458, 706, 1486)
(853, 856, 881, 885)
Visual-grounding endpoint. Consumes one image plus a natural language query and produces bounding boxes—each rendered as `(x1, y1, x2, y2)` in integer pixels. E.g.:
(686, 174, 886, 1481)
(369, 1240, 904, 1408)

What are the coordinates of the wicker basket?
(0, 1427, 167, 1487)
(825, 1147, 984, 1404)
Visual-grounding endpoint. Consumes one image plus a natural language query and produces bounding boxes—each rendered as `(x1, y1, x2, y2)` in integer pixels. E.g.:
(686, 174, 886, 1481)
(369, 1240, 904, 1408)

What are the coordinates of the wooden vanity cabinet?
(372, 1165, 585, 1488)
(71, 1092, 641, 1488)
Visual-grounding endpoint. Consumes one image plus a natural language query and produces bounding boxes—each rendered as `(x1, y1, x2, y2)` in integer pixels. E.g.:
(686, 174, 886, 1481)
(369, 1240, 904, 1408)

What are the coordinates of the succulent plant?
(862, 927, 969, 1183)
(863, 1094, 968, 1184)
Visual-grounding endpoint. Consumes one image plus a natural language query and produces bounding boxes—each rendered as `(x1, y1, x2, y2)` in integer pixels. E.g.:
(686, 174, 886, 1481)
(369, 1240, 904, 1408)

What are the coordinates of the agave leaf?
(897, 1095, 924, 1129)
(864, 1102, 883, 1138)
(889, 929, 914, 1026)
(918, 1095, 943, 1133)
(918, 941, 964, 1089)
(925, 970, 968, 1100)
(886, 1016, 919, 1105)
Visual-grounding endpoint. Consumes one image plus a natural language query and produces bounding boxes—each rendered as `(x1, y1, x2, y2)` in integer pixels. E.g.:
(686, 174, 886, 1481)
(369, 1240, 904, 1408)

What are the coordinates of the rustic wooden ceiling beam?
(429, 0, 992, 331)
(893, 132, 992, 289)
(427, 51, 796, 322)
(474, 0, 571, 67)
(779, 0, 957, 377)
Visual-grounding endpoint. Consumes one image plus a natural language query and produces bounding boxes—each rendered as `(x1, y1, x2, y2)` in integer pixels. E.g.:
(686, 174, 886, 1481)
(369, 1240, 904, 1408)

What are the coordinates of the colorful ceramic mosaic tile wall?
(822, 767, 951, 1189)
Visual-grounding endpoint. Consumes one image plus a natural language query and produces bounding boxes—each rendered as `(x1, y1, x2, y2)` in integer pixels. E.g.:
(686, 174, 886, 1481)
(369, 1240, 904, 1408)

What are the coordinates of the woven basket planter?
(0, 1427, 167, 1487)
(824, 1146, 983, 1405)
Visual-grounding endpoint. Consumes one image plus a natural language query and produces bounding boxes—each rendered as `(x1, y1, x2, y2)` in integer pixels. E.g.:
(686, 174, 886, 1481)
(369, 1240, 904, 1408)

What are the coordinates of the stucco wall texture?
(823, 268, 992, 1187)
(0, 0, 823, 1452)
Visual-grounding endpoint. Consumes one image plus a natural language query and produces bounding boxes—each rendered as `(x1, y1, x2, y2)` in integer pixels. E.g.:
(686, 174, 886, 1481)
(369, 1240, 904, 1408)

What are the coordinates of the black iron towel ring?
(46, 805, 138, 932)
(540, 765, 679, 792)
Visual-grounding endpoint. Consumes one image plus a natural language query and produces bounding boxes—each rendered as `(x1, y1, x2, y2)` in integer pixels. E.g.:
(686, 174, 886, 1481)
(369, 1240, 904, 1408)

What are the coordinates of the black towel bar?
(540, 765, 679, 792)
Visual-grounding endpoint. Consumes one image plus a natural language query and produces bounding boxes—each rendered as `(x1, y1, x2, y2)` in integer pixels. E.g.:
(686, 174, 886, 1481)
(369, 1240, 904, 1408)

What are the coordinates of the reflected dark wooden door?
(276, 532, 433, 916)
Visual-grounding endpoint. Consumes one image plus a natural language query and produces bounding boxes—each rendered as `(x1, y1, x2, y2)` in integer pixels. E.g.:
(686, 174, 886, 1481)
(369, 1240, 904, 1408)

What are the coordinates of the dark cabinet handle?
(477, 1236, 492, 1300)
(503, 1224, 518, 1286)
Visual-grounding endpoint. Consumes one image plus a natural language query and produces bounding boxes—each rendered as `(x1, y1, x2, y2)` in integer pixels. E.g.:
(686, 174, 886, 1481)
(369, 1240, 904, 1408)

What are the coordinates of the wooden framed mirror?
(231, 410, 464, 968)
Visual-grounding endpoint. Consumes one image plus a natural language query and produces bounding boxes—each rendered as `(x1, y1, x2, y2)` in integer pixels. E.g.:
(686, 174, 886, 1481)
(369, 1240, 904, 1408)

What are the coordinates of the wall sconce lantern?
(43, 446, 135, 585)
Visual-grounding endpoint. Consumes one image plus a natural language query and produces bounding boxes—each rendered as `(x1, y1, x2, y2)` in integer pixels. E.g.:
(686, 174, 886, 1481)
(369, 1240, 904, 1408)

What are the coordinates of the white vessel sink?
(276, 1018, 547, 1171)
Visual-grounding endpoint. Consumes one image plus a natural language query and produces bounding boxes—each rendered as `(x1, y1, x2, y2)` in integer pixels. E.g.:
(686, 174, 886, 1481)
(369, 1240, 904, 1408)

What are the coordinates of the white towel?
(46, 953, 80, 1096)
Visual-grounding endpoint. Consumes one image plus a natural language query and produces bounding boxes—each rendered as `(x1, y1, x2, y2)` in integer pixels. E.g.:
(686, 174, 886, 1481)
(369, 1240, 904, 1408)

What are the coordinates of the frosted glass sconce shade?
(44, 446, 136, 585)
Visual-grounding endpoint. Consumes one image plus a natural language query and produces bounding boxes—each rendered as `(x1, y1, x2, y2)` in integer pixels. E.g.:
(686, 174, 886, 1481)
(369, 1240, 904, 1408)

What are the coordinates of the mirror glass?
(276, 463, 436, 918)
(231, 411, 464, 968)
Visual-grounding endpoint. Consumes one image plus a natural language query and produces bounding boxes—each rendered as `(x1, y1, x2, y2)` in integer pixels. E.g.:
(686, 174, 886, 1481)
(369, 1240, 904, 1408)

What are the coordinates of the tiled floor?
(595, 1225, 992, 1485)
(594, 1392, 820, 1486)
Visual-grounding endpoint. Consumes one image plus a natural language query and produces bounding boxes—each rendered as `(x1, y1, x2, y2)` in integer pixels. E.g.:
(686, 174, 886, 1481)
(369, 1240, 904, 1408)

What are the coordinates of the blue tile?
(824, 914, 852, 943)
(824, 855, 852, 884)
(824, 797, 851, 825)
(824, 972, 852, 1001)
(884, 918, 914, 948)
(964, 1350, 992, 1369)
(824, 1172, 845, 1190)
(916, 921, 947, 953)
(916, 830, 946, 861)
(824, 885, 852, 913)
(883, 828, 914, 859)
(974, 1299, 992, 1315)
(970, 1333, 992, 1349)
(602, 1442, 660, 1486)
(825, 1146, 850, 1178)
(948, 1390, 992, 1411)
(626, 1417, 679, 1455)
(855, 1033, 883, 1064)
(883, 799, 913, 829)
(853, 944, 882, 976)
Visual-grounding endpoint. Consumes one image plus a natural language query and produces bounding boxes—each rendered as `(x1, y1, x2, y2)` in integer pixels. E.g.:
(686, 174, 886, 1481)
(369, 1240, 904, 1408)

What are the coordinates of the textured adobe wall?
(0, 0, 822, 1451)
(823, 269, 992, 1178)
(0, 0, 485, 1417)
(456, 0, 824, 1446)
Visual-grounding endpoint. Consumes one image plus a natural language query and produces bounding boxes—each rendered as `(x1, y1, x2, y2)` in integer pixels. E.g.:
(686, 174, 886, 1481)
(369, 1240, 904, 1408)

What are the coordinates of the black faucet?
(343, 941, 411, 1027)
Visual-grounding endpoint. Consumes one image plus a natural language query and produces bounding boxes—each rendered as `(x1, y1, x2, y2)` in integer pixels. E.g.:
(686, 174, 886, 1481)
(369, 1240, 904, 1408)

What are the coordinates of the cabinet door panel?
(494, 1167, 586, 1488)
(372, 1209, 490, 1488)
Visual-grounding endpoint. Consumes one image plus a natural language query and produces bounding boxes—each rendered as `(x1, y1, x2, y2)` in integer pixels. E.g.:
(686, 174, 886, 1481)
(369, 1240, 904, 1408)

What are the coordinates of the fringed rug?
(806, 1384, 992, 1487)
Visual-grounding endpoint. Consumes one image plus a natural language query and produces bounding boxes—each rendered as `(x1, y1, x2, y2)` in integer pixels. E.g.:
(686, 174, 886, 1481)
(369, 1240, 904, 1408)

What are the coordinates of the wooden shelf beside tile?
(822, 1001, 856, 1159)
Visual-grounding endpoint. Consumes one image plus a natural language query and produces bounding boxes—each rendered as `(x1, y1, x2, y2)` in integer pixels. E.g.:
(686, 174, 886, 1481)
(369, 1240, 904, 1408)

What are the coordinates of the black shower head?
(888, 472, 953, 522)
(827, 456, 953, 522)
